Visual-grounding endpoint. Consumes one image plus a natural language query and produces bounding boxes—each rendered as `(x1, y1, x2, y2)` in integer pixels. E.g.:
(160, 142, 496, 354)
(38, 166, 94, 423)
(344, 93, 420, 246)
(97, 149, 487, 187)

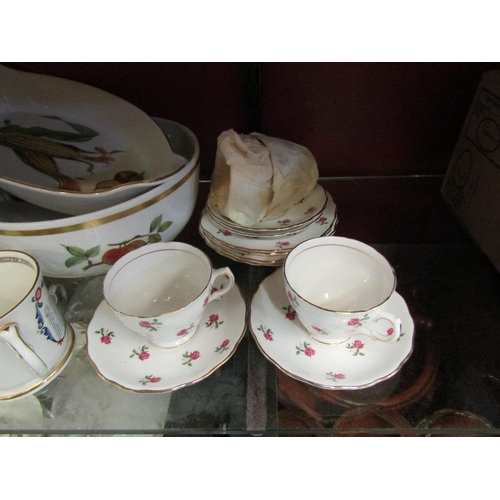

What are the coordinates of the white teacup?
(103, 242, 235, 348)
(283, 236, 401, 344)
(0, 250, 74, 382)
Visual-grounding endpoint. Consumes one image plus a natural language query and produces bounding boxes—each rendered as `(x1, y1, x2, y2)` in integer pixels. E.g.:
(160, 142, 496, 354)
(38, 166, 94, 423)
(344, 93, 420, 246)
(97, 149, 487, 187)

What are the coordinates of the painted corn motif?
(0, 116, 132, 190)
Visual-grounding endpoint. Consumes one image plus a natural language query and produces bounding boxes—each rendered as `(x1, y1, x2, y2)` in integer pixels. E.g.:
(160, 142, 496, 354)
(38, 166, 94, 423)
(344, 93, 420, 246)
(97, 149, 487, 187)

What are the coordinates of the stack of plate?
(199, 184, 338, 266)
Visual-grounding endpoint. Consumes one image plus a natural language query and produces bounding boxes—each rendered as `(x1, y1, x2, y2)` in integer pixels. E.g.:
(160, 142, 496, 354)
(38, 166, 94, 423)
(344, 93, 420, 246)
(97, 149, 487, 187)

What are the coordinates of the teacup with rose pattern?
(283, 236, 401, 344)
(103, 242, 235, 348)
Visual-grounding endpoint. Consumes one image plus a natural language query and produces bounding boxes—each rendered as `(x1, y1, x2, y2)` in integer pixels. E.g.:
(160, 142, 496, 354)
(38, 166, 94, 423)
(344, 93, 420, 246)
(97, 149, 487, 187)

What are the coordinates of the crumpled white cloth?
(210, 129, 319, 227)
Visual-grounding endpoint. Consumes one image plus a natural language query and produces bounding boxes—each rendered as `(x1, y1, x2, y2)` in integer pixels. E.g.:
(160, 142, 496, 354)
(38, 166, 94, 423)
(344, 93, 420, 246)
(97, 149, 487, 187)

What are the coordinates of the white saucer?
(199, 218, 337, 267)
(249, 269, 415, 390)
(0, 322, 76, 401)
(200, 192, 337, 252)
(207, 183, 328, 235)
(86, 284, 247, 393)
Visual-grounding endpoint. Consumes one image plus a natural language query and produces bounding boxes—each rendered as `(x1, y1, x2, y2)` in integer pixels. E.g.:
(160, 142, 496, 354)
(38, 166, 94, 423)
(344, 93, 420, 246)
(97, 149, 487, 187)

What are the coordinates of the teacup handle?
(357, 312, 401, 343)
(207, 267, 235, 304)
(0, 323, 49, 377)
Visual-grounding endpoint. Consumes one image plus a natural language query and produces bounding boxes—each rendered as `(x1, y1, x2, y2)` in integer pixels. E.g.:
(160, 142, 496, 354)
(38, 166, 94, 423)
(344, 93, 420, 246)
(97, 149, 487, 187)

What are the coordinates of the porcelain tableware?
(206, 204, 327, 238)
(87, 283, 246, 393)
(250, 269, 414, 390)
(0, 119, 199, 278)
(0, 65, 187, 215)
(0, 250, 75, 400)
(206, 183, 328, 236)
(284, 236, 401, 344)
(103, 242, 235, 348)
(198, 191, 338, 266)
(199, 213, 338, 267)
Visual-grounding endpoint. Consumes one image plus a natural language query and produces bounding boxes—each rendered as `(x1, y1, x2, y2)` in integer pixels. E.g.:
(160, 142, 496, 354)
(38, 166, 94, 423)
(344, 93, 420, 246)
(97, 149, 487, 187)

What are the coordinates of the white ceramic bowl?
(0, 119, 199, 278)
(0, 65, 187, 215)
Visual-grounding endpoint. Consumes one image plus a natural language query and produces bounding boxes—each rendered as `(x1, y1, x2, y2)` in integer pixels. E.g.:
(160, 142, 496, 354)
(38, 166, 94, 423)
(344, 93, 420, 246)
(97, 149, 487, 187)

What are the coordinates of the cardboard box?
(442, 69, 500, 273)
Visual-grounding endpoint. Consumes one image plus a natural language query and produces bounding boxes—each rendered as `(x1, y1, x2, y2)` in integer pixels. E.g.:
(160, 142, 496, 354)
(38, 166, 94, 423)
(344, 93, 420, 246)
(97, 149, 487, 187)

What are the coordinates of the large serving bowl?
(0, 65, 187, 215)
(0, 119, 199, 278)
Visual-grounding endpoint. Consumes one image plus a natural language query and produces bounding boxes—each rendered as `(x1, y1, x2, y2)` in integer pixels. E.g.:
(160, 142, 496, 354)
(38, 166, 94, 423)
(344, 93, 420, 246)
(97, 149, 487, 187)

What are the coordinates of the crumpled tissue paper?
(210, 129, 319, 227)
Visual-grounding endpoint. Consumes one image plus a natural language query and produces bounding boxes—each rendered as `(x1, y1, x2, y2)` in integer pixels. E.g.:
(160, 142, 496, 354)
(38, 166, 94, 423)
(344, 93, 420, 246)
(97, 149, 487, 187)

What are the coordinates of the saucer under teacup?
(86, 284, 246, 393)
(0, 322, 76, 401)
(206, 183, 328, 237)
(249, 269, 415, 390)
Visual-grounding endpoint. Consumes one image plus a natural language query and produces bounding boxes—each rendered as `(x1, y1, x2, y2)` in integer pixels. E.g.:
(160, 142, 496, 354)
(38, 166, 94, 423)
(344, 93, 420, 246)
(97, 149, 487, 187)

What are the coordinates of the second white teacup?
(283, 236, 401, 344)
(103, 242, 235, 348)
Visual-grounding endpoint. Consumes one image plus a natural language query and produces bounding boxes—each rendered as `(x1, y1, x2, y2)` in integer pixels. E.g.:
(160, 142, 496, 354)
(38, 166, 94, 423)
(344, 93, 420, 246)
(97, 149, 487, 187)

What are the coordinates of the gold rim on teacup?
(283, 241, 396, 314)
(283, 236, 401, 344)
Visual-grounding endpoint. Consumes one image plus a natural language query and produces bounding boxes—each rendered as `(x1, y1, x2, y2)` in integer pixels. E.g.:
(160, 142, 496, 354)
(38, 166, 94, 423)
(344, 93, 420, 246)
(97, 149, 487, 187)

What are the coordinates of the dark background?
(5, 62, 500, 180)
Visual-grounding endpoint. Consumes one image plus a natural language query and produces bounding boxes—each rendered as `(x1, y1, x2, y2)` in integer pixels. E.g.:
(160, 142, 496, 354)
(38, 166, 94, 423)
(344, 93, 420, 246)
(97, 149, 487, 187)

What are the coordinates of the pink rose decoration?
(304, 346, 316, 357)
(35, 287, 42, 301)
(177, 328, 189, 337)
(206, 313, 223, 329)
(100, 335, 112, 345)
(138, 351, 150, 361)
(334, 373, 346, 379)
(211, 286, 218, 294)
(352, 339, 364, 349)
(387, 328, 394, 335)
(286, 311, 296, 321)
(223, 230, 231, 236)
(264, 332, 273, 341)
(190, 350, 201, 360)
(139, 321, 152, 329)
(318, 217, 327, 223)
(149, 376, 161, 383)
(347, 318, 360, 326)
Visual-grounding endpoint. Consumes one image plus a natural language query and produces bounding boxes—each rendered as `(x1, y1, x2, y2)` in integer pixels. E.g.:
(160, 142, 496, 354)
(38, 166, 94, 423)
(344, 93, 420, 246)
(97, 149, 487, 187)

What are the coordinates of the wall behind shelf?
(261, 62, 500, 177)
(5, 62, 500, 179)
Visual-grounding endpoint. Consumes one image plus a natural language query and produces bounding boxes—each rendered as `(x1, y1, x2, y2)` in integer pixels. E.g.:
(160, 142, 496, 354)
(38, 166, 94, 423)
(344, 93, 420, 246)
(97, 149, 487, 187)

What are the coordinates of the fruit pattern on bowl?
(62, 214, 173, 272)
(0, 119, 199, 278)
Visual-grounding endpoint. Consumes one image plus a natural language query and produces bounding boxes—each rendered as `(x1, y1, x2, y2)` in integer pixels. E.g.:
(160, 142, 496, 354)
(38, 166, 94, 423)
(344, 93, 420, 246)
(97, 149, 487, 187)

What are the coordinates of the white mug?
(103, 242, 235, 348)
(0, 250, 74, 385)
(283, 236, 401, 344)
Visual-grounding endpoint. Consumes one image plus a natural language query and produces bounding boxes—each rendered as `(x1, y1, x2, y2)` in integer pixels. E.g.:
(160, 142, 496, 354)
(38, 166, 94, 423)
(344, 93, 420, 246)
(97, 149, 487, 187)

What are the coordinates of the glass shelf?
(1, 178, 499, 436)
